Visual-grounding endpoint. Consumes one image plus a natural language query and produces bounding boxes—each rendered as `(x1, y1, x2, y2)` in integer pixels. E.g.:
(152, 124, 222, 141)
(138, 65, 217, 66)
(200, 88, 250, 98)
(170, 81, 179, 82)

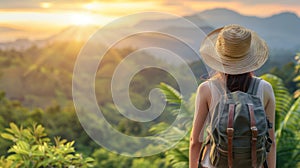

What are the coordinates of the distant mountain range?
(134, 8, 300, 51)
(0, 26, 99, 50)
(114, 8, 300, 63)
(1, 8, 299, 62)
(194, 8, 300, 50)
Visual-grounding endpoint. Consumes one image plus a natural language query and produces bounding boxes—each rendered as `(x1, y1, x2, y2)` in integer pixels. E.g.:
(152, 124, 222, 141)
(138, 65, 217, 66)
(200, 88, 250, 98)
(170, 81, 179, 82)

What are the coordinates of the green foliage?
(152, 82, 196, 168)
(275, 97, 300, 167)
(262, 74, 300, 167)
(92, 148, 133, 168)
(131, 157, 166, 168)
(260, 74, 293, 130)
(0, 93, 97, 157)
(293, 53, 300, 98)
(0, 92, 171, 168)
(158, 82, 191, 121)
(269, 62, 297, 93)
(148, 82, 193, 167)
(117, 118, 143, 136)
(0, 122, 94, 168)
(131, 158, 153, 168)
(92, 148, 169, 168)
(165, 135, 190, 168)
(1, 44, 299, 167)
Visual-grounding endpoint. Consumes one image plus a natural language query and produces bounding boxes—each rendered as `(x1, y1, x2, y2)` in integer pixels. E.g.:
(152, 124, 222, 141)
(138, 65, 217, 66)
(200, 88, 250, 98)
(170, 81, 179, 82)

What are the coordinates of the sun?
(40, 2, 52, 9)
(70, 14, 95, 26)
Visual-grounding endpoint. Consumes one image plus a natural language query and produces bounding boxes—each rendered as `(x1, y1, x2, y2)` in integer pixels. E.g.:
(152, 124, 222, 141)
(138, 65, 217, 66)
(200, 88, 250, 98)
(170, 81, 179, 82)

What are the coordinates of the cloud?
(0, 0, 153, 9)
(240, 0, 300, 5)
(0, 0, 300, 18)
(1, 0, 300, 10)
(184, 0, 300, 5)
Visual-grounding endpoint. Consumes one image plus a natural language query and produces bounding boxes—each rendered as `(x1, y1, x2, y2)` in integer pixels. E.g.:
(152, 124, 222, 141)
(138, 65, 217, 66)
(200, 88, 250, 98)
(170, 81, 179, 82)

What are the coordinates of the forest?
(0, 40, 299, 167)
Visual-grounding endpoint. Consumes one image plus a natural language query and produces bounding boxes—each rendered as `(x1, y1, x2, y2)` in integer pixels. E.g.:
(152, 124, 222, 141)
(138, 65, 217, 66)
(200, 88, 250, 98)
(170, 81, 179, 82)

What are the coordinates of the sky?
(0, 0, 300, 41)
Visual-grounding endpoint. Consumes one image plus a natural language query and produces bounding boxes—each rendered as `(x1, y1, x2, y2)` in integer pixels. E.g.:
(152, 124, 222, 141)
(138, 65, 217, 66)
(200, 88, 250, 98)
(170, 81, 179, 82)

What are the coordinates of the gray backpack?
(203, 77, 272, 168)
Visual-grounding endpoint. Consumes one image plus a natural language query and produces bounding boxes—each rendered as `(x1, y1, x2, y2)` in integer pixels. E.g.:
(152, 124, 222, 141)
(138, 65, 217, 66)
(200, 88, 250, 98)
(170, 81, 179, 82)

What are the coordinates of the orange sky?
(0, 0, 300, 41)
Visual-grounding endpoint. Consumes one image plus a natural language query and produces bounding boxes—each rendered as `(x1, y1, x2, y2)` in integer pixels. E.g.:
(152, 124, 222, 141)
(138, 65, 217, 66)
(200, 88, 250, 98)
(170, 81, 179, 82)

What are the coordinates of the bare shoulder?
(197, 81, 210, 93)
(196, 80, 211, 109)
(196, 81, 211, 100)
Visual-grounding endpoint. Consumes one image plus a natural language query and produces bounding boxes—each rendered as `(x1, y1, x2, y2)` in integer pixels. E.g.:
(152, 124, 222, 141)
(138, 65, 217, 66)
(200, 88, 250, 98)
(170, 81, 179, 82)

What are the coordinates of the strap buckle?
(227, 128, 234, 137)
(251, 126, 258, 136)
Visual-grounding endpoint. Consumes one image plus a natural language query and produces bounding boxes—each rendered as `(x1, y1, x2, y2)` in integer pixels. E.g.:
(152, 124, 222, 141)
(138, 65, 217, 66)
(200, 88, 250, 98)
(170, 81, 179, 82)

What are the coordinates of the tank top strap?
(208, 80, 222, 114)
(256, 79, 266, 105)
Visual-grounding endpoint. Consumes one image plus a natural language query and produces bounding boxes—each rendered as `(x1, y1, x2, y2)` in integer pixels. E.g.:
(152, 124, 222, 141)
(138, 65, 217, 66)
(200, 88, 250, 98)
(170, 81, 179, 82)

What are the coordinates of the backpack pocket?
(210, 145, 267, 168)
(214, 146, 229, 168)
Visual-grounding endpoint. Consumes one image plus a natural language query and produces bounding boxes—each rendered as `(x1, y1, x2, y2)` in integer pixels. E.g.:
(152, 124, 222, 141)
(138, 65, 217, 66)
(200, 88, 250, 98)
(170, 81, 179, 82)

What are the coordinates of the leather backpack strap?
(227, 104, 235, 168)
(248, 104, 257, 168)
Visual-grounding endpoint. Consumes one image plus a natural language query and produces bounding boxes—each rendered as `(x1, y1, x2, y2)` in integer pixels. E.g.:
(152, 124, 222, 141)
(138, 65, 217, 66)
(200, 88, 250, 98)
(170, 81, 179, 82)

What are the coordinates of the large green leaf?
(276, 97, 300, 168)
(260, 74, 293, 130)
(261, 74, 300, 168)
(158, 83, 190, 114)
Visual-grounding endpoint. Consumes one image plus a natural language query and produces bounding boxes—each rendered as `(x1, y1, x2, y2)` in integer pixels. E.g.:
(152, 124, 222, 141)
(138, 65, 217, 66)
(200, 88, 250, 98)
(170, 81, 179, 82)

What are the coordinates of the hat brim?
(199, 27, 269, 75)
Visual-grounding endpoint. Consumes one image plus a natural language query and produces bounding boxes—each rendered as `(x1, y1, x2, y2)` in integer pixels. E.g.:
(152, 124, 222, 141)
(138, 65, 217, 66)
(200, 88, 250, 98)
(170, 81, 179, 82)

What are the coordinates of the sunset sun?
(70, 14, 95, 25)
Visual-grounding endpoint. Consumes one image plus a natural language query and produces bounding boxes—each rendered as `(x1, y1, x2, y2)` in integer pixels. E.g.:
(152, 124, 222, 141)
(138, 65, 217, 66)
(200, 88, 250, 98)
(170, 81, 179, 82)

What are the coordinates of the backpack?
(201, 77, 273, 168)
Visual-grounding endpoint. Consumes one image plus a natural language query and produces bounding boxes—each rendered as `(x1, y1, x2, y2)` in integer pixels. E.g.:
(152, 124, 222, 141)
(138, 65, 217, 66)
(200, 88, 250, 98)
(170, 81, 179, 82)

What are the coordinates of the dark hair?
(225, 72, 253, 92)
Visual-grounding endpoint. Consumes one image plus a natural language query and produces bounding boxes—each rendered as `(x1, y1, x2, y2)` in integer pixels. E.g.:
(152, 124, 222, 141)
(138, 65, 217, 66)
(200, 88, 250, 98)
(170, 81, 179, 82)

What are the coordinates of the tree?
(150, 83, 193, 168)
(0, 122, 94, 168)
(293, 52, 300, 98)
(92, 148, 133, 168)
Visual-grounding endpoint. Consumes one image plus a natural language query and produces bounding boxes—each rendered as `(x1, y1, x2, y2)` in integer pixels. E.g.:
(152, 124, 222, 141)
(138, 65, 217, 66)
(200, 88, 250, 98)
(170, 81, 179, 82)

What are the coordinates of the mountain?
(135, 14, 210, 29)
(0, 26, 99, 51)
(1, 8, 299, 63)
(0, 26, 22, 32)
(46, 26, 99, 43)
(0, 38, 33, 51)
(133, 8, 300, 50)
(122, 8, 299, 66)
(193, 8, 300, 50)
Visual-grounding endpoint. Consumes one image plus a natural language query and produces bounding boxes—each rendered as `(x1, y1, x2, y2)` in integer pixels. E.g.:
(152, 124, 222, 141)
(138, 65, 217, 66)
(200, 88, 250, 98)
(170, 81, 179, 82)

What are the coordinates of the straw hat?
(199, 24, 269, 74)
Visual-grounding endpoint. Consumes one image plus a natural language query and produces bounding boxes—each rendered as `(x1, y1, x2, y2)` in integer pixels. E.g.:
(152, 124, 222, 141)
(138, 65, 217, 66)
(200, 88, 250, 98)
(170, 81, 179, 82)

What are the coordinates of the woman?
(189, 25, 276, 168)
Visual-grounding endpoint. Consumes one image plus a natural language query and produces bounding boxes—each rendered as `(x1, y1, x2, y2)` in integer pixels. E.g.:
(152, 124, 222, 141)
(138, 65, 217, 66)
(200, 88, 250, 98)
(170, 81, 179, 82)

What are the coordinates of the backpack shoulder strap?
(247, 77, 262, 95)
